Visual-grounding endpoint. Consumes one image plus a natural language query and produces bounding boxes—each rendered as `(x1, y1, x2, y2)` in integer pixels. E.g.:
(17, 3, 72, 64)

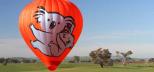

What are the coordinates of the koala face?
(34, 6, 73, 33)
(45, 13, 65, 33)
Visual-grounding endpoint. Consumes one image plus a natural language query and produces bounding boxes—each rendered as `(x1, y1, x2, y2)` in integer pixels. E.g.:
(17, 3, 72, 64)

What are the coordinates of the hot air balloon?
(19, 0, 83, 71)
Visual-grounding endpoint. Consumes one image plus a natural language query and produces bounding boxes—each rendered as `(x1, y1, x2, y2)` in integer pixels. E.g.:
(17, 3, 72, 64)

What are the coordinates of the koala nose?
(49, 21, 56, 29)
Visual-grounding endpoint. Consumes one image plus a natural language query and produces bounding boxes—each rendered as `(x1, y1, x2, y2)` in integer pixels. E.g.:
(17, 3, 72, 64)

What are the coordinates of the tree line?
(0, 57, 38, 66)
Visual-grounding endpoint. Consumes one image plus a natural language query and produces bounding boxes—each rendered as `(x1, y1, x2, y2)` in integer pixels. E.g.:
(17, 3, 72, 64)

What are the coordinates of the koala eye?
(48, 19, 50, 21)
(49, 21, 56, 29)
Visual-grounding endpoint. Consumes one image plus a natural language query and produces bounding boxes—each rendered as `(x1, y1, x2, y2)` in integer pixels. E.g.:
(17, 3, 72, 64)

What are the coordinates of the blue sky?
(0, 0, 154, 58)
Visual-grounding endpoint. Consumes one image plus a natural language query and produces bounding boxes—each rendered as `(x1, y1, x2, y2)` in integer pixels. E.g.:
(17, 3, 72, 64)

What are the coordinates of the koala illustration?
(30, 6, 75, 56)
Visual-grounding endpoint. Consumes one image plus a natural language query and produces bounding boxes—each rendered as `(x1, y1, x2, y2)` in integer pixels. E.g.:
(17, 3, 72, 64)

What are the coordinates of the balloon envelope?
(19, 0, 83, 71)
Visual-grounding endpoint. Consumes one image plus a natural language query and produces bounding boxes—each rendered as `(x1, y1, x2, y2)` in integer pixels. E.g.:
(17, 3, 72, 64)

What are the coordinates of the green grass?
(1, 63, 154, 72)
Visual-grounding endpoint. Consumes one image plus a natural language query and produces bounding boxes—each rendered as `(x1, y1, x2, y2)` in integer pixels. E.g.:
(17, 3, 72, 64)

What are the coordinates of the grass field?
(1, 63, 154, 72)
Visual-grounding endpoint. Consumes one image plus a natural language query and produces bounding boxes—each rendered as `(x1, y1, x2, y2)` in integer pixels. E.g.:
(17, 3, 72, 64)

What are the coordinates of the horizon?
(0, 0, 154, 58)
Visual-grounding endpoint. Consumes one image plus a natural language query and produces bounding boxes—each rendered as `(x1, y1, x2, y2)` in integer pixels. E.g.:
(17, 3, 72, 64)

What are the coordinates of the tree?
(69, 56, 80, 63)
(31, 59, 37, 63)
(89, 48, 113, 68)
(3, 58, 9, 66)
(116, 51, 120, 57)
(147, 58, 154, 63)
(116, 50, 133, 66)
(22, 58, 31, 63)
(89, 48, 102, 64)
(74, 56, 80, 63)
(0, 58, 5, 63)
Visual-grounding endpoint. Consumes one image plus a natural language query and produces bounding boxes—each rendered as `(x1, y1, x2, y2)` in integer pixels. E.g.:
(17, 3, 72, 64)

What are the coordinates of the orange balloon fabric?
(19, 0, 83, 71)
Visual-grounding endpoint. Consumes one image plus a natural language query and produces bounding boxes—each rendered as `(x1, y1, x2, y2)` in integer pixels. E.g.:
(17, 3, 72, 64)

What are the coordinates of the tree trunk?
(99, 61, 104, 68)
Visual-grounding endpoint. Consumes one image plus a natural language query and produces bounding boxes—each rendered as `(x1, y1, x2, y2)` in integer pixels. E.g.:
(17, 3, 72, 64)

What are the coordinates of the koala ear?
(33, 6, 46, 23)
(64, 17, 75, 33)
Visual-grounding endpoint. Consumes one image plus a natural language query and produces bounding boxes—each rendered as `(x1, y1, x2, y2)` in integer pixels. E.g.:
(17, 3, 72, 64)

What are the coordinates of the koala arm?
(59, 33, 74, 48)
(66, 34, 74, 48)
(30, 24, 51, 44)
(31, 40, 52, 56)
